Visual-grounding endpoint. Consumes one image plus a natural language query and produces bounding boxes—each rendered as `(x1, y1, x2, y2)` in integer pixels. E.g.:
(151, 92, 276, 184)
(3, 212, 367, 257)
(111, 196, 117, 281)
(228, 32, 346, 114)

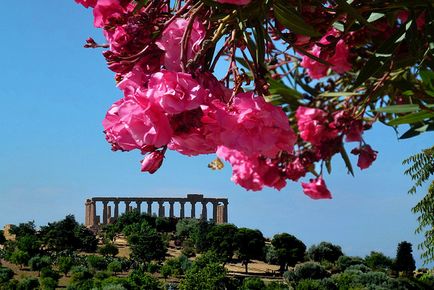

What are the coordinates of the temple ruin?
(85, 194, 228, 228)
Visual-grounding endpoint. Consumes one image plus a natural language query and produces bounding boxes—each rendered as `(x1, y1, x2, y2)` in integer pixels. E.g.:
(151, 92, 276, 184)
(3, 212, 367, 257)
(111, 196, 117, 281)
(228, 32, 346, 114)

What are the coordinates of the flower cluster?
(75, 0, 398, 200)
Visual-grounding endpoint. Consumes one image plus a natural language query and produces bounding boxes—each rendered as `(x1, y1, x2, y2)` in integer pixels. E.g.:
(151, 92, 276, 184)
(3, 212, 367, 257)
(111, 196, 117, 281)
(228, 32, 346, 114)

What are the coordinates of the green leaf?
(273, 0, 321, 37)
(388, 111, 434, 126)
(367, 12, 385, 23)
(376, 104, 421, 113)
(340, 146, 354, 176)
(325, 159, 332, 174)
(319, 91, 364, 97)
(335, 0, 373, 28)
(399, 127, 422, 139)
(353, 20, 412, 88)
(420, 69, 434, 90)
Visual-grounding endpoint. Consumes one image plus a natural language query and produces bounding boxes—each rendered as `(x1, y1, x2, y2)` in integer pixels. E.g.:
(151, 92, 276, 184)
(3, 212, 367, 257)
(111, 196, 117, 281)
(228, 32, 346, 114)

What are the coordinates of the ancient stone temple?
(84, 194, 228, 228)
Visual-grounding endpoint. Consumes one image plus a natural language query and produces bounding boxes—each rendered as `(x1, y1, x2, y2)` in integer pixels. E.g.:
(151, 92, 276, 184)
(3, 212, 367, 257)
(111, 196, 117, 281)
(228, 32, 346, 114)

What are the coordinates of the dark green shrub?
(336, 255, 365, 272)
(39, 277, 57, 290)
(86, 255, 108, 271)
(99, 243, 119, 257)
(240, 277, 265, 290)
(16, 277, 39, 290)
(293, 262, 328, 280)
(307, 242, 343, 263)
(0, 266, 14, 284)
(108, 260, 123, 275)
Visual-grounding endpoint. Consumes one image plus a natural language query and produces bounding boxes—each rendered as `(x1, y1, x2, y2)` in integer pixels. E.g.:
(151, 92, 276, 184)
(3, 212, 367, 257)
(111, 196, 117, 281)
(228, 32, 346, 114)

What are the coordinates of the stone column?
(147, 201, 152, 216)
(169, 201, 175, 218)
(201, 201, 208, 220)
(212, 202, 218, 223)
(158, 201, 165, 217)
(102, 201, 109, 225)
(85, 200, 91, 226)
(90, 201, 96, 226)
(136, 201, 142, 213)
(125, 201, 131, 213)
(114, 201, 119, 220)
(190, 201, 196, 218)
(179, 201, 185, 218)
(222, 200, 228, 223)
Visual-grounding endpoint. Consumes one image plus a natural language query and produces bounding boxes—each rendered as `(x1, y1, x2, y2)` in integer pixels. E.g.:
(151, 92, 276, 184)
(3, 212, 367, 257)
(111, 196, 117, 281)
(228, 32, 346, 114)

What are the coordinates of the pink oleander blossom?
(351, 145, 378, 170)
(296, 106, 338, 145)
(300, 28, 352, 79)
(145, 71, 208, 114)
(216, 0, 252, 5)
(75, 0, 97, 8)
(93, 0, 126, 28)
(216, 92, 296, 158)
(141, 150, 165, 173)
(301, 176, 332, 199)
(286, 157, 308, 181)
(156, 18, 205, 71)
(168, 106, 220, 156)
(102, 96, 173, 151)
(217, 146, 286, 191)
(117, 54, 163, 95)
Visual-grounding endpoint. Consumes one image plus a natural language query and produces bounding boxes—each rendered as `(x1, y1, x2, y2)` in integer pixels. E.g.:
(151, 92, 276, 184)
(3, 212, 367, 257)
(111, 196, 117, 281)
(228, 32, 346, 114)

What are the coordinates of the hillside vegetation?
(1, 213, 433, 289)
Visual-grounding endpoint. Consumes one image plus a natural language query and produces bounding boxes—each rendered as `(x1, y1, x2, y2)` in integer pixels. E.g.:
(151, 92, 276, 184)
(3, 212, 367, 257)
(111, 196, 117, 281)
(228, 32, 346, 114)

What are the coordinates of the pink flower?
(216, 0, 252, 5)
(351, 145, 378, 170)
(141, 150, 165, 173)
(145, 71, 208, 114)
(117, 54, 163, 95)
(286, 157, 308, 181)
(296, 106, 338, 145)
(75, 0, 97, 8)
(300, 29, 352, 79)
(333, 111, 364, 142)
(93, 0, 127, 28)
(195, 71, 232, 103)
(168, 106, 220, 156)
(102, 96, 173, 151)
(156, 18, 205, 71)
(216, 92, 296, 158)
(301, 176, 332, 200)
(217, 146, 287, 191)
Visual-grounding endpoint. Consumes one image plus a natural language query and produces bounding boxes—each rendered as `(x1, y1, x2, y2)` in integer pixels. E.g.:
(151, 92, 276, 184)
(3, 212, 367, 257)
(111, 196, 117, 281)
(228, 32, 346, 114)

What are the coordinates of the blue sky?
(0, 1, 432, 267)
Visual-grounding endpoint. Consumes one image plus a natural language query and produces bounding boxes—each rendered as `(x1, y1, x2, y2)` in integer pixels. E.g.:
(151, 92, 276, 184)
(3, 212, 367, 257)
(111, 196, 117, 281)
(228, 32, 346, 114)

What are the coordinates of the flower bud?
(141, 151, 165, 174)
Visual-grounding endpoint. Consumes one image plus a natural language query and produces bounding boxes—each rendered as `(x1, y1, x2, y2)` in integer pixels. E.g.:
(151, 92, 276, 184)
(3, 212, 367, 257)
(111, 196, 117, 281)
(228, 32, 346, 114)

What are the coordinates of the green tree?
(127, 270, 161, 290)
(99, 242, 119, 257)
(57, 256, 74, 277)
(86, 255, 108, 272)
(364, 251, 393, 271)
(0, 266, 14, 284)
(235, 228, 265, 273)
(307, 242, 343, 263)
(108, 260, 123, 275)
(176, 218, 199, 242)
(179, 258, 228, 290)
(206, 223, 238, 264)
(336, 255, 366, 272)
(240, 277, 265, 290)
(403, 146, 434, 265)
(39, 215, 80, 253)
(9, 222, 36, 238)
(394, 241, 416, 275)
(127, 221, 167, 264)
(28, 256, 52, 276)
(10, 249, 30, 269)
(271, 233, 306, 272)
(16, 277, 39, 290)
(16, 235, 40, 257)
